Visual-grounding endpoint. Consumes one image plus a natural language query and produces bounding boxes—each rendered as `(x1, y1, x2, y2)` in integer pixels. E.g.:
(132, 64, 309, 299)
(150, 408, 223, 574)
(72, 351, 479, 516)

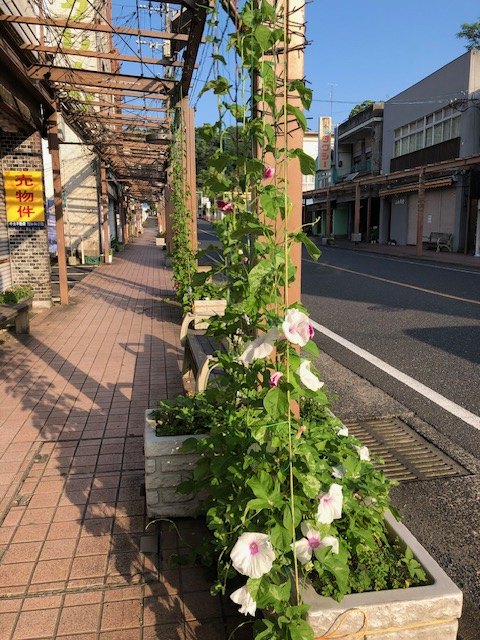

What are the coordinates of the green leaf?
(302, 474, 321, 498)
(263, 387, 289, 420)
(301, 233, 322, 261)
(211, 54, 226, 64)
(301, 339, 319, 357)
(255, 24, 272, 52)
(286, 104, 307, 131)
(291, 148, 317, 175)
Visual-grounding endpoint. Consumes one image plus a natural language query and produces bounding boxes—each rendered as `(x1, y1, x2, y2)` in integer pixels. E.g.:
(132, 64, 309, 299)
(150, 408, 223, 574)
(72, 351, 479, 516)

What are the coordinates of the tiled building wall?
(0, 130, 52, 302)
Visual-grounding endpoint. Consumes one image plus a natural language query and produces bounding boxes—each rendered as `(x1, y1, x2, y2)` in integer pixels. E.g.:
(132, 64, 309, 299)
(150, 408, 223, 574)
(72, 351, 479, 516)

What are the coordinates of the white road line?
(311, 319, 480, 431)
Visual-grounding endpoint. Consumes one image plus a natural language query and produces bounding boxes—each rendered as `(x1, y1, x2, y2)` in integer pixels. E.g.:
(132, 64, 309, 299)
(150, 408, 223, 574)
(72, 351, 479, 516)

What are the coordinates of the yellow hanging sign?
(3, 170, 46, 227)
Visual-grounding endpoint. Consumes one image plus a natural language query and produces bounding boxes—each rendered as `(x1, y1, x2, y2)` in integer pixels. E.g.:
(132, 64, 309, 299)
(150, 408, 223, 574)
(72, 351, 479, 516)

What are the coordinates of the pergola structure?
(0, 0, 306, 309)
(0, 0, 208, 302)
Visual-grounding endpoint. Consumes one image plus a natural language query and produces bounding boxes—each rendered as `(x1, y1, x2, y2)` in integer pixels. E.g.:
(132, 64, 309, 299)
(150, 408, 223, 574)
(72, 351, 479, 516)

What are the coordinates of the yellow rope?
(314, 608, 457, 640)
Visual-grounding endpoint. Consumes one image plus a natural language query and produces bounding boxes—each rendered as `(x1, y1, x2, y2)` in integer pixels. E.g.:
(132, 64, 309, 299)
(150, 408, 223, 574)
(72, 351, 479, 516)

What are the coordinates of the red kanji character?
(14, 174, 34, 187)
(17, 205, 34, 218)
(15, 190, 34, 203)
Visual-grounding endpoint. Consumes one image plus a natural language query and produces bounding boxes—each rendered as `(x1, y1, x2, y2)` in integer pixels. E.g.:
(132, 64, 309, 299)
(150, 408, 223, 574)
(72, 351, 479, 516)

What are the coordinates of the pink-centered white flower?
(270, 371, 283, 387)
(294, 522, 339, 564)
(216, 200, 233, 212)
(316, 483, 343, 524)
(230, 532, 275, 578)
(282, 309, 314, 347)
(263, 166, 275, 179)
(297, 360, 324, 392)
(230, 584, 257, 616)
(230, 585, 257, 616)
(239, 327, 279, 364)
(354, 445, 370, 461)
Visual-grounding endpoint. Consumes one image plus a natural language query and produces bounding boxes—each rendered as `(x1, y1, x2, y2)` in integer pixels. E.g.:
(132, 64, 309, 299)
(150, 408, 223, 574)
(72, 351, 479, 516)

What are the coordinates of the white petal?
(297, 360, 324, 391)
(230, 532, 275, 578)
(239, 327, 279, 364)
(282, 309, 311, 347)
(354, 445, 370, 461)
(331, 464, 345, 479)
(335, 425, 349, 437)
(294, 538, 313, 564)
(316, 483, 343, 524)
(319, 535, 339, 555)
(230, 585, 257, 616)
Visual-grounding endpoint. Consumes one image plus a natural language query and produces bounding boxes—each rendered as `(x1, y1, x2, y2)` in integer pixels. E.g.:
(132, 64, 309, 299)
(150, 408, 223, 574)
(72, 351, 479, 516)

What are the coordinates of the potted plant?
(156, 232, 166, 248)
(144, 391, 227, 518)
(0, 284, 34, 304)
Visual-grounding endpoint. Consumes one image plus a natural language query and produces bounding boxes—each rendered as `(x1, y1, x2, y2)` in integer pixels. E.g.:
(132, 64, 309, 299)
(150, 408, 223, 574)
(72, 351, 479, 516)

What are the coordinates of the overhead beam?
(27, 65, 174, 93)
(20, 44, 186, 67)
(0, 14, 190, 42)
(58, 99, 167, 112)
(54, 85, 169, 99)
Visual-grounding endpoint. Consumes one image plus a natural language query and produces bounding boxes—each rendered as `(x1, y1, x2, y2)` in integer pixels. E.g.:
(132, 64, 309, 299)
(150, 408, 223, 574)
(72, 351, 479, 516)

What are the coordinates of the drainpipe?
(475, 202, 480, 257)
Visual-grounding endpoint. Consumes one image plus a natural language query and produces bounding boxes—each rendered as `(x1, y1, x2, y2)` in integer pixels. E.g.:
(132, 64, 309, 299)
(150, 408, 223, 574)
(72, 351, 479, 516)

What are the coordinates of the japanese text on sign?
(3, 170, 46, 227)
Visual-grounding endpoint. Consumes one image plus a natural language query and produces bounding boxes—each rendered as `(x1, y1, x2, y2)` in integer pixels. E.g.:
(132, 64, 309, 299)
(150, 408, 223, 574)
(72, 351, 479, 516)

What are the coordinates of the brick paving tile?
(100, 598, 142, 630)
(2, 541, 43, 564)
(12, 607, 59, 639)
(0, 611, 19, 640)
(56, 603, 101, 636)
(21, 594, 63, 610)
(31, 558, 71, 584)
(62, 591, 103, 607)
(38, 537, 77, 561)
(0, 562, 32, 588)
(142, 623, 185, 640)
(70, 554, 108, 579)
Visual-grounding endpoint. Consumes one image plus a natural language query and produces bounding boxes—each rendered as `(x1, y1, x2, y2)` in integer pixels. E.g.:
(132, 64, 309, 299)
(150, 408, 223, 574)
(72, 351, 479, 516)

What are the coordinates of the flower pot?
(191, 298, 227, 330)
(144, 411, 206, 518)
(303, 510, 462, 639)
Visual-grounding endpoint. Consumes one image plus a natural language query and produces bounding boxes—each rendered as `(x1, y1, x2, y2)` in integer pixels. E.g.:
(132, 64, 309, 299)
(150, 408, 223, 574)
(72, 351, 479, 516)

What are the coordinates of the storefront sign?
(319, 117, 332, 171)
(4, 170, 46, 228)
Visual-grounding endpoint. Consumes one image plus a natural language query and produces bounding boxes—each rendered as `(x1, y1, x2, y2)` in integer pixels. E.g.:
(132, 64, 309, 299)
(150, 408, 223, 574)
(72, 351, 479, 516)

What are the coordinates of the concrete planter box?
(144, 411, 206, 518)
(303, 510, 462, 639)
(156, 237, 166, 248)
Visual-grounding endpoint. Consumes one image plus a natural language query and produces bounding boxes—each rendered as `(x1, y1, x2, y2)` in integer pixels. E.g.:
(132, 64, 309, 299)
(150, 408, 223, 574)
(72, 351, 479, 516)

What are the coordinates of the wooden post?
(416, 168, 425, 256)
(100, 162, 110, 262)
(326, 188, 332, 237)
(366, 187, 372, 242)
(120, 196, 127, 243)
(260, 0, 305, 308)
(354, 181, 361, 235)
(47, 107, 69, 305)
(181, 96, 198, 256)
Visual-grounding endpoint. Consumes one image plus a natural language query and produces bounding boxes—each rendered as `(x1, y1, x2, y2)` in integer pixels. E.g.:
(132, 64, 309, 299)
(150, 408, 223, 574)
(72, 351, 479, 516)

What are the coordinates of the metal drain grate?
(345, 417, 469, 482)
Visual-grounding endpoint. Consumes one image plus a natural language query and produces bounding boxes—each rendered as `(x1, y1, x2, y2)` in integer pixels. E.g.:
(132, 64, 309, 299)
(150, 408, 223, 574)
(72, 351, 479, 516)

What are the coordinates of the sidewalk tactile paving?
(0, 222, 248, 639)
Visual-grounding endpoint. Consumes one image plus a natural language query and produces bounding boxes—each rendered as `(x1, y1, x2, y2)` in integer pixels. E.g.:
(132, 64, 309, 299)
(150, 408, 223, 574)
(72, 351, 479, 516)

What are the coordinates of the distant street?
(301, 246, 480, 458)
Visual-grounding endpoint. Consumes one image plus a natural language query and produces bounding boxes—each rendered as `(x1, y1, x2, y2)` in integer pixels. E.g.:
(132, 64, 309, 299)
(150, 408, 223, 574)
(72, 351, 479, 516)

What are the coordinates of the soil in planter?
(310, 527, 428, 600)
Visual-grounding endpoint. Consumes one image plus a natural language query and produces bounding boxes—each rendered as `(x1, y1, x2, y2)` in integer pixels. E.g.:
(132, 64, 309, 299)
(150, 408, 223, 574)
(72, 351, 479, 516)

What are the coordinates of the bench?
(179, 300, 227, 393)
(423, 232, 453, 252)
(181, 329, 226, 393)
(0, 298, 32, 334)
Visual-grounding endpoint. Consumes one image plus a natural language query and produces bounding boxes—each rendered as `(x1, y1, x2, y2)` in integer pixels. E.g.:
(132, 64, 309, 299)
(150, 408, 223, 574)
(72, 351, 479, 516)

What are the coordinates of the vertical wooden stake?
(47, 107, 69, 305)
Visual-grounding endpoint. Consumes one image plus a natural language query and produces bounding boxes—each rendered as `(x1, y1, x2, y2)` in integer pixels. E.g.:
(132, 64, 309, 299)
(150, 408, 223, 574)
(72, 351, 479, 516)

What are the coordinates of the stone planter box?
(156, 237, 166, 248)
(303, 510, 462, 639)
(144, 411, 206, 518)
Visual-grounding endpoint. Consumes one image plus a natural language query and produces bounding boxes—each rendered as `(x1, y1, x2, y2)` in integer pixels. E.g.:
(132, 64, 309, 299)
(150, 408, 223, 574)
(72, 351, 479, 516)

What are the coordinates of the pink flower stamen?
(308, 537, 320, 550)
(249, 542, 259, 556)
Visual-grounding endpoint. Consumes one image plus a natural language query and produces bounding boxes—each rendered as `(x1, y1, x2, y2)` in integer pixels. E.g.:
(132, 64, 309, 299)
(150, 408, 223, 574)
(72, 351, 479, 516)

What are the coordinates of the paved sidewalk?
(0, 222, 246, 640)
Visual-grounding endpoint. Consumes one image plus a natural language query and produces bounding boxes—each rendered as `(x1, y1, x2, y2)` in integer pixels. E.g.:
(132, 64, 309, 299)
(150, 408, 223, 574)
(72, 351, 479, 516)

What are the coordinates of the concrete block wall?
(144, 413, 206, 518)
(0, 130, 52, 303)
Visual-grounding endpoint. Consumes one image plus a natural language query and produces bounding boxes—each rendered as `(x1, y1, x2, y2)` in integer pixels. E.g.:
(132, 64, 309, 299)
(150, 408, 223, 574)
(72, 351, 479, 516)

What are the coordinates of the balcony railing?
(333, 159, 371, 183)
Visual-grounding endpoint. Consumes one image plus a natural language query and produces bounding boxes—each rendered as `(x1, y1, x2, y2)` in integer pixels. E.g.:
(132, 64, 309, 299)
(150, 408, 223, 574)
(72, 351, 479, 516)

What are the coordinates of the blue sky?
(188, 0, 480, 131)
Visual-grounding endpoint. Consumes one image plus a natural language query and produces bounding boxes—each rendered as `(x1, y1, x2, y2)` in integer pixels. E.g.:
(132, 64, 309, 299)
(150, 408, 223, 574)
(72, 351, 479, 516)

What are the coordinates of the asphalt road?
(301, 246, 480, 458)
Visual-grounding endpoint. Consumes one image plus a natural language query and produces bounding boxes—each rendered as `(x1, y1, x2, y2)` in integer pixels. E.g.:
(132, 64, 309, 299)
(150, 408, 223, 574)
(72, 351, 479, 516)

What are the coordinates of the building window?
(393, 107, 461, 157)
